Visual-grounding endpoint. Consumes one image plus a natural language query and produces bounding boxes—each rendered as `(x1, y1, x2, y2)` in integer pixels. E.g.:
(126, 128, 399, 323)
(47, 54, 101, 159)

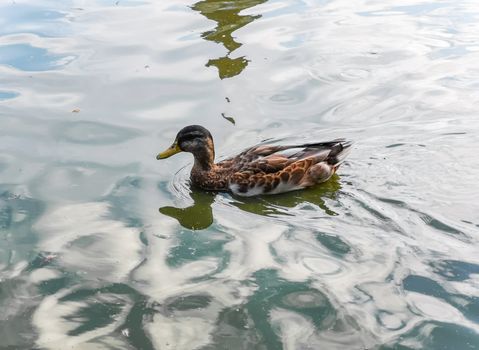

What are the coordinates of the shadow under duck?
(157, 125, 352, 197)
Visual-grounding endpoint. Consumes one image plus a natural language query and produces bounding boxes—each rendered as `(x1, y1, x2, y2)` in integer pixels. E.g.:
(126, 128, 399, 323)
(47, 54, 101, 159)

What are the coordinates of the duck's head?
(156, 125, 215, 168)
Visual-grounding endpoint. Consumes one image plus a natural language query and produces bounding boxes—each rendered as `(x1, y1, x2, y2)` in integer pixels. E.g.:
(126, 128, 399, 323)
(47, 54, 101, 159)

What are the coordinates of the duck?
(156, 125, 352, 197)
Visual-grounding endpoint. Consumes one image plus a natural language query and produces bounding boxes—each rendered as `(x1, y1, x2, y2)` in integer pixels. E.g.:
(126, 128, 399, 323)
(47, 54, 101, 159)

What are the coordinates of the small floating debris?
(225, 97, 230, 103)
(221, 113, 235, 125)
(72, 108, 80, 113)
(153, 233, 169, 240)
(6, 192, 23, 200)
(385, 143, 405, 148)
(121, 328, 129, 337)
(144, 65, 150, 70)
(42, 254, 57, 263)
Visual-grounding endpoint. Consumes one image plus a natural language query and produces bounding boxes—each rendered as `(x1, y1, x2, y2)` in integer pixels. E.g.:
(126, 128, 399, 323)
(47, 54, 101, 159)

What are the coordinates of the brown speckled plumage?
(157, 125, 352, 196)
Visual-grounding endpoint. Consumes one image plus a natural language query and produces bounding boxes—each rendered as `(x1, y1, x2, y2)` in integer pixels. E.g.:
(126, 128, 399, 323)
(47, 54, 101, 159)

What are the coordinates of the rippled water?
(1, 0, 479, 349)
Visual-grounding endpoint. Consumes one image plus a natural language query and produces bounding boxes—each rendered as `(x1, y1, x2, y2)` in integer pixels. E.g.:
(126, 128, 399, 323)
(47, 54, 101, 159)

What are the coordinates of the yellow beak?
(156, 141, 182, 160)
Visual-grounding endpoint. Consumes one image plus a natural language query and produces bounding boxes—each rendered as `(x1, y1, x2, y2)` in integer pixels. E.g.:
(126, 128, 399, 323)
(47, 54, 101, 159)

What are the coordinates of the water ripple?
(1, 0, 479, 348)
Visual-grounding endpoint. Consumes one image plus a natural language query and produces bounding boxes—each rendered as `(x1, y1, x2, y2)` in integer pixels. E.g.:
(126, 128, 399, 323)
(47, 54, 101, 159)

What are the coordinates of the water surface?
(1, 0, 479, 349)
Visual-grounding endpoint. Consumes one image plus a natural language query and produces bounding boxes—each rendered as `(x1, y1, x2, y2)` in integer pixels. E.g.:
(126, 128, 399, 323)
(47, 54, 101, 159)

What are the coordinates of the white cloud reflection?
(1, 0, 479, 348)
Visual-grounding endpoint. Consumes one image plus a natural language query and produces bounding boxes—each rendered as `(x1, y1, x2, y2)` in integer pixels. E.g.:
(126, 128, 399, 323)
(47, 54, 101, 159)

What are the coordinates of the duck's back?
(218, 139, 352, 196)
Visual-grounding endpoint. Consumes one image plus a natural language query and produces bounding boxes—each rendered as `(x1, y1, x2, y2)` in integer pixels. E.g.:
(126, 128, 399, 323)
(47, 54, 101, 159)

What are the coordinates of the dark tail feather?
(326, 140, 353, 165)
(283, 139, 353, 163)
(295, 138, 349, 149)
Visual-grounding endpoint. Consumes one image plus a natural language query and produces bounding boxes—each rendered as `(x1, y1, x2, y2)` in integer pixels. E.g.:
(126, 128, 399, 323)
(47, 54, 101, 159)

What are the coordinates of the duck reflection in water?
(160, 190, 216, 230)
(159, 176, 342, 230)
(192, 0, 267, 79)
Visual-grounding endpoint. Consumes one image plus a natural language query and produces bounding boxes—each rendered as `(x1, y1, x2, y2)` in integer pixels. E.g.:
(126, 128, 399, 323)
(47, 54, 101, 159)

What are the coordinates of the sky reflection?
(0, 43, 73, 71)
(1, 0, 479, 348)
(0, 91, 19, 101)
(0, 3, 68, 37)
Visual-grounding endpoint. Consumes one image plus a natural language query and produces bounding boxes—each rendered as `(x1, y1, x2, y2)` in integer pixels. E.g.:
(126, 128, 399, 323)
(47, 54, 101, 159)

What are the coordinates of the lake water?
(1, 0, 479, 349)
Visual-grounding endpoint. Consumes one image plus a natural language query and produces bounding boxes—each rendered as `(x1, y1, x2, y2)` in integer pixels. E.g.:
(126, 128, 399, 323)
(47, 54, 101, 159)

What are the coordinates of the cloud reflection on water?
(1, 0, 479, 348)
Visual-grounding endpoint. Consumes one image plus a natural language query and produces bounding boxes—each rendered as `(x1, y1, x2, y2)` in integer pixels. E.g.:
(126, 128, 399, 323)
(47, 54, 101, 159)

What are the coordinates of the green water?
(1, 0, 479, 349)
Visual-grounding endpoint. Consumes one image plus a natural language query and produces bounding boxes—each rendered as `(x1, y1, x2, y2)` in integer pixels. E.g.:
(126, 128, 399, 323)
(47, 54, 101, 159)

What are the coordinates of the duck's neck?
(192, 142, 215, 172)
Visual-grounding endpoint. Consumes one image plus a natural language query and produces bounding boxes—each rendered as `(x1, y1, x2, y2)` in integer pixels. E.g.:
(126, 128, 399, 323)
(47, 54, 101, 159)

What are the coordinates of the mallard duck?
(156, 125, 352, 196)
